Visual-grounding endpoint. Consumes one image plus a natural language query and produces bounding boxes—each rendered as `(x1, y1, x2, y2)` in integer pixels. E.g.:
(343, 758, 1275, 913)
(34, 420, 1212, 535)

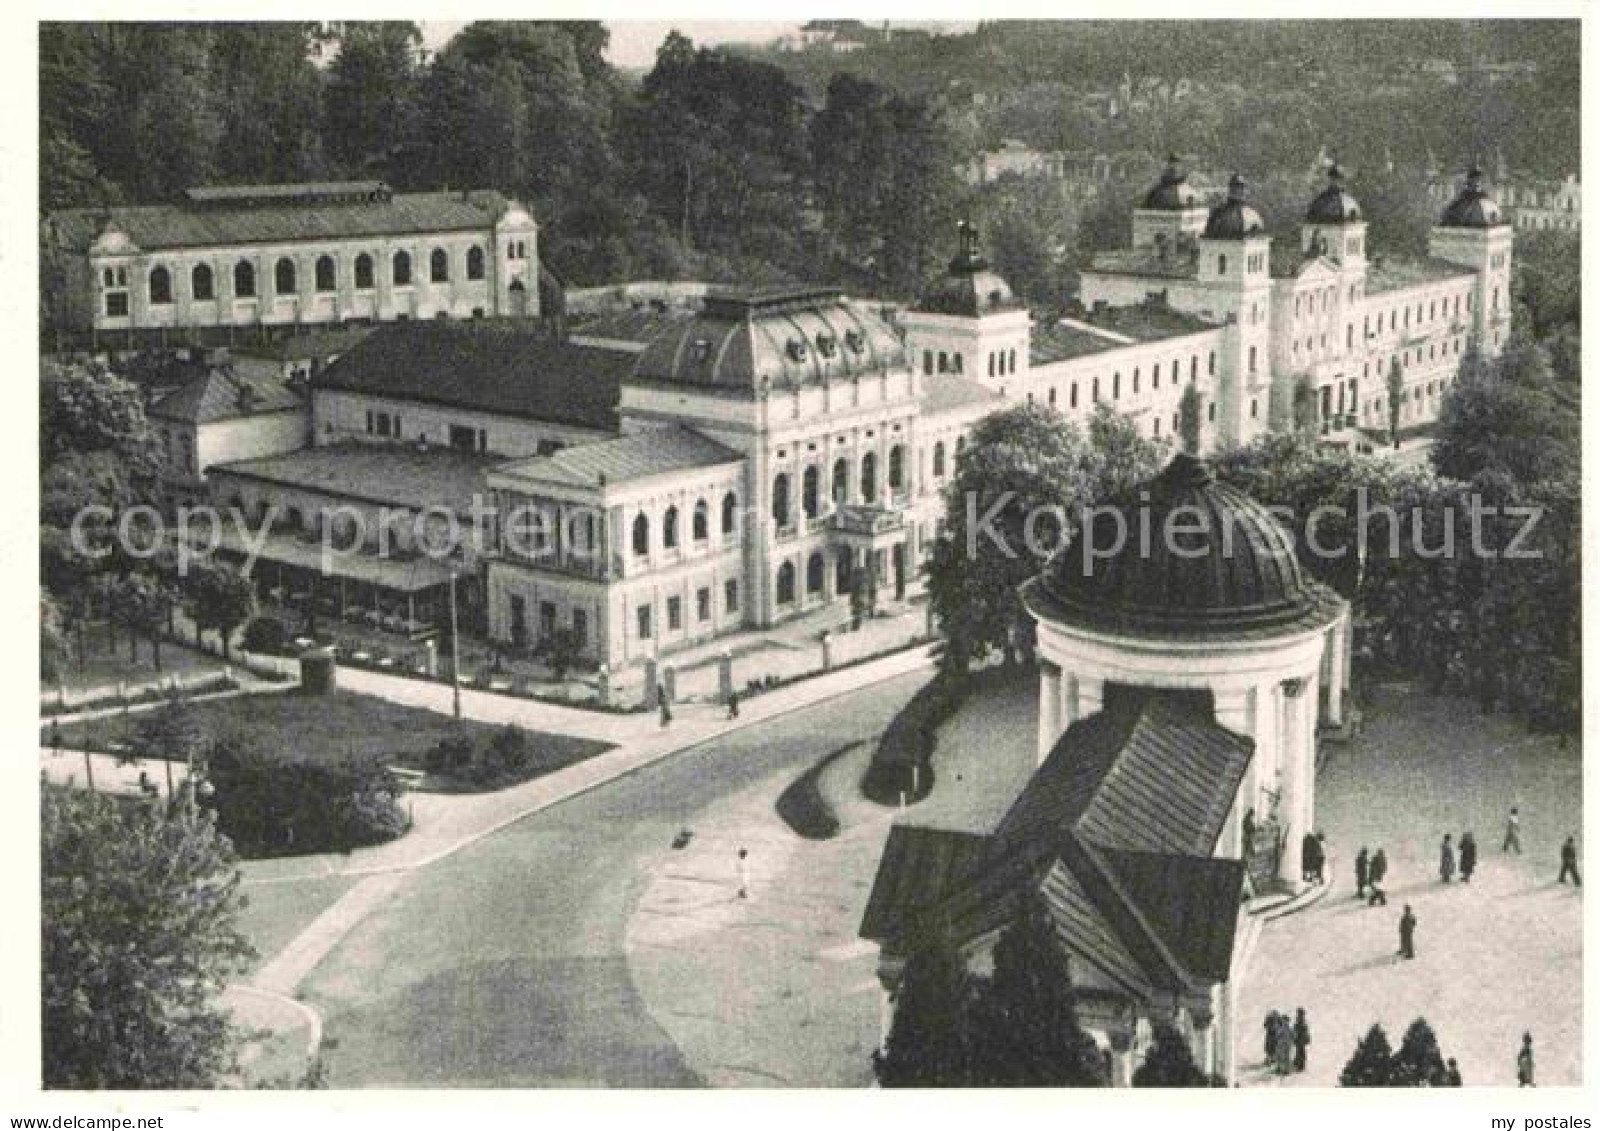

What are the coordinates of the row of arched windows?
(771, 446, 906, 526)
(774, 552, 836, 605)
(631, 492, 738, 557)
(142, 246, 488, 305)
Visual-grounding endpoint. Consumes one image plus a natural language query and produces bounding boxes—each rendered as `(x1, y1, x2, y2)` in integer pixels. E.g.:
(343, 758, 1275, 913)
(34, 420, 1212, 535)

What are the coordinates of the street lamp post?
(448, 567, 463, 720)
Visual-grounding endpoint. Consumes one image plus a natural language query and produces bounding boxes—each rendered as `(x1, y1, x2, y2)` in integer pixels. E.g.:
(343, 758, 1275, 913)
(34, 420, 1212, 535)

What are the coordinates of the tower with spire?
(1428, 167, 1514, 356)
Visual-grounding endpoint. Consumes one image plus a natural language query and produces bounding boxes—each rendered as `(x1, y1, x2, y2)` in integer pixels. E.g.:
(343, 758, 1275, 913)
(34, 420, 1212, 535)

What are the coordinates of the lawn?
(46, 689, 614, 793)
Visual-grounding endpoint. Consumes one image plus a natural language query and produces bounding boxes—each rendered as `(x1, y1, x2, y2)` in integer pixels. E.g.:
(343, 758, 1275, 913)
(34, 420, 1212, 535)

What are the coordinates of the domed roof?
(632, 286, 907, 397)
(1203, 176, 1266, 240)
(1141, 155, 1202, 211)
(914, 220, 1025, 317)
(1025, 454, 1344, 641)
(1306, 165, 1362, 224)
(1438, 167, 1506, 229)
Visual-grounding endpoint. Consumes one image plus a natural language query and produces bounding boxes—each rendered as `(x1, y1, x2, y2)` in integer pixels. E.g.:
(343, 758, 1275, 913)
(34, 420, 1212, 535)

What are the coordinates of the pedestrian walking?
(1243, 808, 1257, 861)
(1504, 806, 1523, 853)
(1445, 1058, 1463, 1086)
(1301, 831, 1320, 883)
(658, 685, 672, 728)
(1292, 1008, 1311, 1072)
(1315, 832, 1327, 884)
(1398, 904, 1417, 959)
(726, 688, 740, 720)
(1559, 835, 1581, 886)
(1459, 832, 1477, 883)
(1439, 834, 1456, 883)
(1355, 846, 1370, 898)
(737, 847, 750, 899)
(1273, 1013, 1294, 1076)
(1367, 848, 1389, 906)
(1262, 1010, 1279, 1062)
(1517, 1033, 1535, 1087)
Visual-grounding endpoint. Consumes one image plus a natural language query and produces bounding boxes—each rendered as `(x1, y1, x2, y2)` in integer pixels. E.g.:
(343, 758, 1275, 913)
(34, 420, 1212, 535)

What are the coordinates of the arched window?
(1218, 253, 1228, 275)
(234, 260, 256, 298)
(923, 350, 933, 376)
(393, 250, 413, 287)
(355, 253, 374, 290)
(932, 441, 946, 478)
(988, 353, 996, 377)
(835, 552, 852, 595)
(430, 248, 449, 283)
(663, 506, 679, 549)
(802, 465, 820, 518)
(467, 246, 485, 281)
(632, 513, 650, 556)
(190, 263, 214, 302)
(721, 491, 738, 535)
(861, 452, 878, 503)
(275, 257, 297, 296)
(776, 562, 797, 605)
(953, 354, 963, 374)
(1008, 348, 1017, 373)
(314, 255, 336, 293)
(832, 458, 849, 504)
(806, 552, 825, 595)
(888, 444, 905, 492)
(692, 499, 709, 542)
(148, 266, 172, 305)
(1248, 346, 1258, 372)
(772, 473, 791, 527)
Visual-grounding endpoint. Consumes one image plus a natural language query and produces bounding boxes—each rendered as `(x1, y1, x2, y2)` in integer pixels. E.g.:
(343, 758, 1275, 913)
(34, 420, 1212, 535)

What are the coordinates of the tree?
(41, 359, 157, 468)
(42, 785, 253, 1088)
(1177, 382, 1203, 455)
(1339, 1024, 1395, 1086)
(965, 896, 1106, 1086)
(114, 570, 173, 669)
(1132, 1023, 1211, 1087)
(1432, 339, 1577, 487)
(1389, 1017, 1448, 1086)
(134, 694, 204, 797)
(873, 933, 973, 1087)
(41, 591, 72, 687)
(189, 563, 256, 659)
(323, 22, 421, 175)
(1386, 356, 1405, 449)
(927, 403, 1163, 673)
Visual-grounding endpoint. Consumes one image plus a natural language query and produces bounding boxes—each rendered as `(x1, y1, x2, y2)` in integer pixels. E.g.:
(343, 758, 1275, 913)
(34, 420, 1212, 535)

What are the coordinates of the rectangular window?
(637, 605, 652, 640)
(572, 609, 588, 645)
(105, 292, 129, 317)
(725, 579, 739, 614)
(667, 596, 682, 631)
(697, 588, 711, 623)
(449, 424, 476, 452)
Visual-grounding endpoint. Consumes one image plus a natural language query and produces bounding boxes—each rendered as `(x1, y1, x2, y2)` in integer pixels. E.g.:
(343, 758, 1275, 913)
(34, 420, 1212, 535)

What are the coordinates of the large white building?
(44, 181, 540, 338)
(188, 166, 1509, 667)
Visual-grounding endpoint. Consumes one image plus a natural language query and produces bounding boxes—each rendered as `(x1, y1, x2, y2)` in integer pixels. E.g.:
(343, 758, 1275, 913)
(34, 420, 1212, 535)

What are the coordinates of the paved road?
(298, 671, 929, 1088)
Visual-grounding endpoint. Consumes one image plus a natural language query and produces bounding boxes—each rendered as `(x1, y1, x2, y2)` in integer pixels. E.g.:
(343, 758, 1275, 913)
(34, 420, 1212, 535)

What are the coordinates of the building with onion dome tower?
(860, 453, 1351, 1085)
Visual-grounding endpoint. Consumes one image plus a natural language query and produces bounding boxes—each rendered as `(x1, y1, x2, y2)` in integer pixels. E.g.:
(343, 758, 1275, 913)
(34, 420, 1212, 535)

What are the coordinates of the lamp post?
(448, 567, 462, 720)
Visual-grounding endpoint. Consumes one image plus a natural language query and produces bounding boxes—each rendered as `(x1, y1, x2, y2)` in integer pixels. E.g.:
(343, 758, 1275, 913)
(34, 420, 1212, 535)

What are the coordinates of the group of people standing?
(1437, 831, 1478, 884)
(1262, 1008, 1312, 1076)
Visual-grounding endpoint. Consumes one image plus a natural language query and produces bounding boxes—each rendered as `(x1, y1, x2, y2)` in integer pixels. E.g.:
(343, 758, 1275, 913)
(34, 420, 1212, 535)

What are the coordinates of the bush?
(205, 737, 408, 857)
(424, 734, 473, 776)
(241, 616, 288, 655)
(862, 673, 970, 806)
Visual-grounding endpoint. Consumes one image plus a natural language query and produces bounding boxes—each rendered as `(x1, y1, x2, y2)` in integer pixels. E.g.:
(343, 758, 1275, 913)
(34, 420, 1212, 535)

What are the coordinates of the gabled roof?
(49, 188, 516, 254)
(493, 426, 741, 491)
(314, 322, 629, 433)
(861, 685, 1252, 999)
(919, 374, 1001, 415)
(149, 368, 303, 425)
(210, 441, 498, 513)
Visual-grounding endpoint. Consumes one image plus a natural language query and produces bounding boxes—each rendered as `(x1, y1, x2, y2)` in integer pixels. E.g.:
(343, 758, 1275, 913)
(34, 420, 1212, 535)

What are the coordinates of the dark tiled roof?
(919, 374, 1001, 415)
(567, 308, 696, 349)
(149, 369, 304, 425)
(858, 825, 990, 942)
(315, 322, 628, 432)
(49, 189, 513, 254)
(493, 426, 741, 489)
(1438, 169, 1507, 229)
(1364, 256, 1476, 295)
(1031, 453, 1347, 641)
(210, 441, 499, 513)
(1085, 247, 1199, 281)
(1097, 847, 1245, 984)
(230, 324, 376, 363)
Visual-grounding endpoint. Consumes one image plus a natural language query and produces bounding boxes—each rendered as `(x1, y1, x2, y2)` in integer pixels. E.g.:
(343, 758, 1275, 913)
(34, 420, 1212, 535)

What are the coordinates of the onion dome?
(1203, 175, 1266, 239)
(1438, 167, 1506, 228)
(1025, 453, 1344, 641)
(1141, 154, 1201, 210)
(1305, 164, 1362, 224)
(914, 219, 1024, 317)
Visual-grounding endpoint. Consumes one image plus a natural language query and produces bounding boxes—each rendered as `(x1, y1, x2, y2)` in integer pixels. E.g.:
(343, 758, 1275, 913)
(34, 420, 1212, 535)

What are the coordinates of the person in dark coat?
(1273, 1013, 1294, 1075)
(1559, 835, 1581, 886)
(1292, 1008, 1311, 1072)
(1517, 1033, 1535, 1087)
(1314, 832, 1328, 884)
(1459, 832, 1477, 883)
(1262, 1010, 1279, 1062)
(726, 688, 740, 719)
(1504, 806, 1523, 853)
(1398, 904, 1417, 959)
(1355, 846, 1370, 898)
(1439, 834, 1456, 883)
(1302, 831, 1320, 883)
(1445, 1058, 1463, 1086)
(1243, 808, 1257, 860)
(1367, 848, 1389, 906)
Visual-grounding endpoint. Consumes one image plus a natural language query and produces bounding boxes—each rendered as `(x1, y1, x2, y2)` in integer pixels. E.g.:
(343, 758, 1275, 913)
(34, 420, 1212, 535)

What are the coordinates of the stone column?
(1038, 660, 1063, 763)
(1278, 677, 1310, 887)
(718, 652, 733, 702)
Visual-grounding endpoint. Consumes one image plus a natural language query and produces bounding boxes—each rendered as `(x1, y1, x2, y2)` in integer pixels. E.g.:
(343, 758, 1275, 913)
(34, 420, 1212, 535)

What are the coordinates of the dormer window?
(785, 338, 808, 362)
(844, 330, 864, 354)
(690, 338, 713, 364)
(815, 333, 837, 358)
